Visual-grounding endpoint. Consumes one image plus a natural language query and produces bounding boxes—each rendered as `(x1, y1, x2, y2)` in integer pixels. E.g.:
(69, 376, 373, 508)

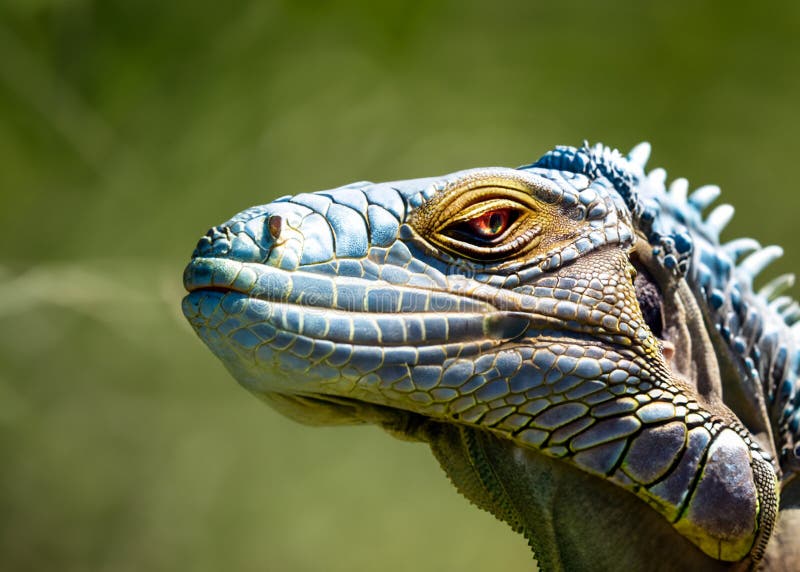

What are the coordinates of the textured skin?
(183, 143, 800, 570)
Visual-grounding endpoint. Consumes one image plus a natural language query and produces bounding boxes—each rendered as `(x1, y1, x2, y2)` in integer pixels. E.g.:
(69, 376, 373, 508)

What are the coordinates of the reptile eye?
(468, 209, 512, 240)
(446, 208, 520, 245)
(409, 179, 547, 263)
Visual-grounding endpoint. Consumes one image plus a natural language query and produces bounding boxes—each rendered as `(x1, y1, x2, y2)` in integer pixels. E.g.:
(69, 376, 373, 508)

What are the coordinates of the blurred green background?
(1, 1, 799, 571)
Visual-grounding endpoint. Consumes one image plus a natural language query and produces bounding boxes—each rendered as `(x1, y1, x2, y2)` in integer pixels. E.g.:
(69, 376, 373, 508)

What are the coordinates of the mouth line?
(183, 289, 633, 360)
(183, 256, 502, 315)
(183, 257, 655, 357)
(183, 287, 531, 349)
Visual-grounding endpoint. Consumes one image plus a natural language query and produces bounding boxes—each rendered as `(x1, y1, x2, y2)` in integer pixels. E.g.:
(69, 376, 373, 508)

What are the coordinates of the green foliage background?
(1, 1, 799, 570)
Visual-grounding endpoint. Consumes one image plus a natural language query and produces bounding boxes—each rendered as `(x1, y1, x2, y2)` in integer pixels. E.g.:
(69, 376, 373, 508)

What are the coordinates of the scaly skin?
(183, 143, 800, 570)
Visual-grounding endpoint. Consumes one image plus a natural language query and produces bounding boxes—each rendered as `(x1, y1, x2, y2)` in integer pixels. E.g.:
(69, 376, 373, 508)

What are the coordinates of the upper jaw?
(183, 256, 496, 315)
(188, 260, 596, 362)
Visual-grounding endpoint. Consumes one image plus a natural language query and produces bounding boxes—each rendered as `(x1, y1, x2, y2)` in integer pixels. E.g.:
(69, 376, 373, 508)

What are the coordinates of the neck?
(422, 422, 754, 571)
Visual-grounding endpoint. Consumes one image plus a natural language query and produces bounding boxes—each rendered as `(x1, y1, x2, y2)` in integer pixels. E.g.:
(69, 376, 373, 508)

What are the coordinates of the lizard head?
(182, 165, 658, 427)
(183, 143, 791, 566)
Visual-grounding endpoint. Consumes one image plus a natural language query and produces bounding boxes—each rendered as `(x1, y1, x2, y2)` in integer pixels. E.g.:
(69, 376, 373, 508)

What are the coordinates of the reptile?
(182, 142, 800, 570)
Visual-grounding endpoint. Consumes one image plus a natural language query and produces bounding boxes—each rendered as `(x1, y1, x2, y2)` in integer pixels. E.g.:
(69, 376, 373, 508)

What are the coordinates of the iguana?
(182, 142, 800, 570)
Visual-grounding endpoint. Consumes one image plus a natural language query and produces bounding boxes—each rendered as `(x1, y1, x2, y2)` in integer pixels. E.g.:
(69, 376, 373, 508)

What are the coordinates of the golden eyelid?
(408, 175, 560, 263)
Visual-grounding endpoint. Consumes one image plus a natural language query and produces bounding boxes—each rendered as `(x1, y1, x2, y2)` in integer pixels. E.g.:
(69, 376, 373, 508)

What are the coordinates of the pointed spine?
(705, 204, 735, 238)
(723, 238, 761, 261)
(738, 245, 784, 284)
(646, 167, 667, 189)
(770, 296, 794, 313)
(689, 185, 721, 211)
(759, 274, 796, 301)
(627, 142, 651, 170)
(669, 178, 689, 203)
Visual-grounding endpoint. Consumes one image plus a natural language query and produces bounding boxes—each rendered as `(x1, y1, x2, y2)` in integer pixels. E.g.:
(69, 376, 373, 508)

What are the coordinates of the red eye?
(468, 209, 511, 239)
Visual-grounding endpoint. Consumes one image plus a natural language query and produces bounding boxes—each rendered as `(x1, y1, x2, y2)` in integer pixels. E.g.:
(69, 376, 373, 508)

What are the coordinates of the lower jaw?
(257, 391, 429, 436)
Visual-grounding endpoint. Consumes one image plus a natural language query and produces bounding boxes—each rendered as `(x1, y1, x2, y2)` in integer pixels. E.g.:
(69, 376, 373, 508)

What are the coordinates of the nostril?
(192, 209, 294, 262)
(268, 215, 283, 240)
(210, 225, 230, 240)
(193, 225, 233, 259)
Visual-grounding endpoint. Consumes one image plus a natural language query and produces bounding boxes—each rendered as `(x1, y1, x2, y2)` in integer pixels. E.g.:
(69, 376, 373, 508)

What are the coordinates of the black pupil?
(487, 212, 503, 234)
(443, 208, 518, 245)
